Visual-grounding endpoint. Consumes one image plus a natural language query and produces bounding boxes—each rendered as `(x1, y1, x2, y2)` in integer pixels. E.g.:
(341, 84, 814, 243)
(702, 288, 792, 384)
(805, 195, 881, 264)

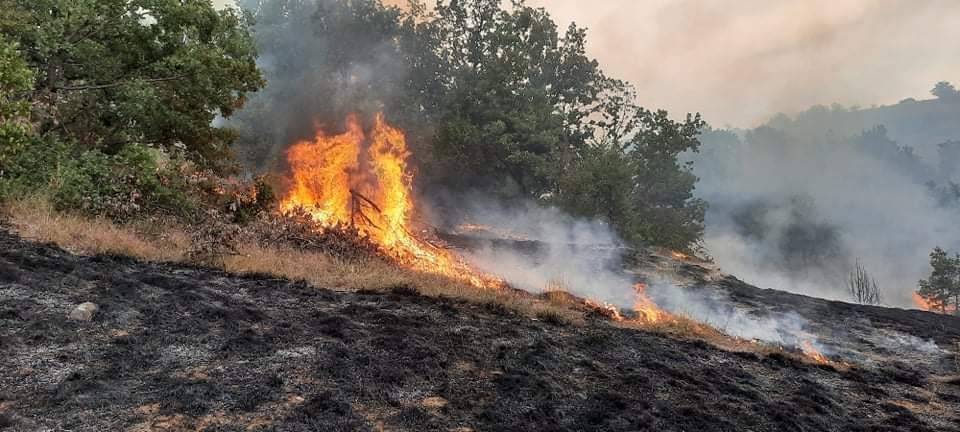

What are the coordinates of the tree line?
(0, 0, 707, 251)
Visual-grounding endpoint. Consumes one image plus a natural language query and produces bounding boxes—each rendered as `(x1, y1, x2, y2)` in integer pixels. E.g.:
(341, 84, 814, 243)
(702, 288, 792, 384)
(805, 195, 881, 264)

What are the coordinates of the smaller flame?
(912, 292, 958, 314)
(912, 292, 933, 311)
(585, 299, 625, 321)
(632, 282, 671, 324)
(800, 340, 829, 364)
(670, 251, 689, 260)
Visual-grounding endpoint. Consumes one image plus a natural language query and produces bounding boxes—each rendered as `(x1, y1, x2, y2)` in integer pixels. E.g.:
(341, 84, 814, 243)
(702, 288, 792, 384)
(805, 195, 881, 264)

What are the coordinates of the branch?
(55, 74, 189, 92)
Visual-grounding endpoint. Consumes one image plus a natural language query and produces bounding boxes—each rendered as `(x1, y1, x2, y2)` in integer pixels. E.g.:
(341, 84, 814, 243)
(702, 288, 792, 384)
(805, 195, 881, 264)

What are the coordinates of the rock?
(68, 302, 98, 321)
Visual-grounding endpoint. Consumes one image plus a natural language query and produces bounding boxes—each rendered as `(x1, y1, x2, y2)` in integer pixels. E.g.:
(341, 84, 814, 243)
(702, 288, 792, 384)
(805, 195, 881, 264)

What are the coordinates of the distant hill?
(763, 87, 960, 160)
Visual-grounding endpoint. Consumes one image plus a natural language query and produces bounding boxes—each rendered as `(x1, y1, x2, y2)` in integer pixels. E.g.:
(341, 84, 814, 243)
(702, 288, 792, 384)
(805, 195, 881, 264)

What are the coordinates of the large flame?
(280, 113, 497, 288)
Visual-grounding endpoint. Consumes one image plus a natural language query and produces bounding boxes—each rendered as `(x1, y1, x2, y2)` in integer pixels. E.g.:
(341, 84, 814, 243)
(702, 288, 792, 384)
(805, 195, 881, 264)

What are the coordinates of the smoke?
(433, 192, 829, 349)
(223, 0, 413, 171)
(692, 113, 960, 308)
(645, 279, 820, 349)
(525, 0, 960, 127)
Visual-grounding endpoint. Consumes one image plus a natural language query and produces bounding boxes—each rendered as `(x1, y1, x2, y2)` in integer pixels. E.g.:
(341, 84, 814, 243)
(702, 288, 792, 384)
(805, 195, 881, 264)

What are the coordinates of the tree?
(931, 81, 960, 101)
(0, 0, 264, 168)
(0, 36, 34, 177)
(571, 81, 706, 250)
(422, 0, 604, 196)
(848, 259, 881, 305)
(917, 247, 960, 314)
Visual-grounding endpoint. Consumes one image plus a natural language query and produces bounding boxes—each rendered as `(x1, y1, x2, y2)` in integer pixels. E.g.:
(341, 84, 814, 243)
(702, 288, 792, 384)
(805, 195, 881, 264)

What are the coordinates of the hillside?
(2, 230, 960, 431)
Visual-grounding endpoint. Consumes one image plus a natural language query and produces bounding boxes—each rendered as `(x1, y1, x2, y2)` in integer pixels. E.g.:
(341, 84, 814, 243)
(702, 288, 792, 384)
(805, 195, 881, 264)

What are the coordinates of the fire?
(912, 292, 934, 311)
(800, 340, 829, 364)
(632, 282, 671, 324)
(912, 292, 957, 314)
(280, 113, 499, 288)
(670, 251, 689, 260)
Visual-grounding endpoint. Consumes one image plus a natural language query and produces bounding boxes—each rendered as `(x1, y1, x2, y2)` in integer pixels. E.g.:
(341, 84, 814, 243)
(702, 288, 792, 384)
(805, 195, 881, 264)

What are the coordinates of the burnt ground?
(2, 231, 960, 431)
(629, 250, 960, 375)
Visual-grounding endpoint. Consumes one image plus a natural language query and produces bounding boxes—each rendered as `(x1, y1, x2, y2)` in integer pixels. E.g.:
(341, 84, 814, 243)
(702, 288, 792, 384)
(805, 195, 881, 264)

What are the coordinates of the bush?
(52, 145, 192, 221)
(0, 136, 71, 198)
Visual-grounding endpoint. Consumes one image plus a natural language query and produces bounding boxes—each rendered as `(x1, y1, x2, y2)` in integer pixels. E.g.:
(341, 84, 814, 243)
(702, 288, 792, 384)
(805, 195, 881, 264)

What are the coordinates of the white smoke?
(436, 194, 829, 350)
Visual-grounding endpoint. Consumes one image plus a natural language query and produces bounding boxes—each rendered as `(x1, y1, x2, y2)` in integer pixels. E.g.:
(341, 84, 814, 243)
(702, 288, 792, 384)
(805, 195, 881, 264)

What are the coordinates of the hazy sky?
(525, 0, 960, 127)
(220, 0, 960, 127)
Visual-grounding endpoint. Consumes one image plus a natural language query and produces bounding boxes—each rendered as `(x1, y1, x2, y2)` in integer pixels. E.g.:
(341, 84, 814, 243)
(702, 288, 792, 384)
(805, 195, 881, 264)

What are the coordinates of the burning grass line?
(3, 197, 844, 367)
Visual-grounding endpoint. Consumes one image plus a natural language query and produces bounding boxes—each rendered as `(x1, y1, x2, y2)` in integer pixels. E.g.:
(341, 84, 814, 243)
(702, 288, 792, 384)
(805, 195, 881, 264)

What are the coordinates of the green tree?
(0, 0, 263, 167)
(0, 35, 34, 178)
(917, 247, 960, 314)
(420, 0, 604, 196)
(569, 81, 706, 250)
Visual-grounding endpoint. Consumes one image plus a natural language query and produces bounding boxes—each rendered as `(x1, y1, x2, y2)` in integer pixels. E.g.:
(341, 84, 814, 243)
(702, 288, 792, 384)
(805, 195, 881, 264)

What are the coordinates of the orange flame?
(632, 282, 671, 324)
(280, 113, 499, 288)
(912, 292, 933, 311)
(912, 292, 957, 314)
(800, 340, 829, 364)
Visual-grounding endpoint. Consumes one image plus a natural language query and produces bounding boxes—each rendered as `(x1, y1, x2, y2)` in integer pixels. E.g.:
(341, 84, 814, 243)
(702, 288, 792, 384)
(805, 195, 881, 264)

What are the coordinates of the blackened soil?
(1, 231, 959, 431)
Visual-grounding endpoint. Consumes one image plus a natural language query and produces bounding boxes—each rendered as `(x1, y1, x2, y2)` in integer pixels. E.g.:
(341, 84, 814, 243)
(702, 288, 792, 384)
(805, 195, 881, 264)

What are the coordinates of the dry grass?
(2, 198, 814, 358)
(5, 197, 189, 262)
(2, 197, 580, 324)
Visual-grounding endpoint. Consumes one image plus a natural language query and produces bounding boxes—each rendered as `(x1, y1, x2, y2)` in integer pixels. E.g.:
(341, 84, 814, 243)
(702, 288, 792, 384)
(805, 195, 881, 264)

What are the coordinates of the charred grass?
(2, 230, 958, 431)
(2, 198, 832, 363)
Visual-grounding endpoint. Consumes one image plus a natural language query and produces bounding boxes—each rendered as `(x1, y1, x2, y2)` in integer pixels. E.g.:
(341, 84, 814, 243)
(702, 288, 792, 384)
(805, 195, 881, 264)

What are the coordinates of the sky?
(217, 0, 960, 127)
(524, 0, 960, 127)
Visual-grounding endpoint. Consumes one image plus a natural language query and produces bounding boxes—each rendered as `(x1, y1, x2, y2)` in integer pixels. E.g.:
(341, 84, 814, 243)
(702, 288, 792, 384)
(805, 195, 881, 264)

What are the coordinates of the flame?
(280, 113, 499, 288)
(585, 299, 625, 321)
(912, 292, 957, 314)
(912, 292, 934, 311)
(800, 340, 829, 364)
(632, 282, 671, 323)
(670, 250, 689, 260)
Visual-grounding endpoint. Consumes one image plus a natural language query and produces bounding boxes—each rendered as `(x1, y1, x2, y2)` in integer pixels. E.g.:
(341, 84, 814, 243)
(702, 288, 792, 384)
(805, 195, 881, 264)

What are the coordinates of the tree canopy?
(0, 0, 264, 166)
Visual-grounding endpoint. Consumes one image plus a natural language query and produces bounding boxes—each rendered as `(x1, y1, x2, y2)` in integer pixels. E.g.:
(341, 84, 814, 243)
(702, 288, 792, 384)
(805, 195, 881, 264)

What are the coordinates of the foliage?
(848, 259, 881, 305)
(417, 0, 604, 196)
(558, 82, 706, 250)
(52, 144, 192, 221)
(0, 36, 34, 183)
(917, 247, 960, 314)
(0, 0, 264, 167)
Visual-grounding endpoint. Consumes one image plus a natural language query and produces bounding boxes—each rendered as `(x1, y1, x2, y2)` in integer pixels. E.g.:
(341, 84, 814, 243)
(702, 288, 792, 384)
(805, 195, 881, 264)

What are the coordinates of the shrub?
(848, 259, 881, 305)
(52, 145, 192, 221)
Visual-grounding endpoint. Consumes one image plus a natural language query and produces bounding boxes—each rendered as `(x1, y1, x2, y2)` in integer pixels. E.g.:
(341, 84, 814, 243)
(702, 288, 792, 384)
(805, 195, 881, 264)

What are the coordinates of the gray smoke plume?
(225, 0, 412, 172)
(691, 99, 960, 308)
